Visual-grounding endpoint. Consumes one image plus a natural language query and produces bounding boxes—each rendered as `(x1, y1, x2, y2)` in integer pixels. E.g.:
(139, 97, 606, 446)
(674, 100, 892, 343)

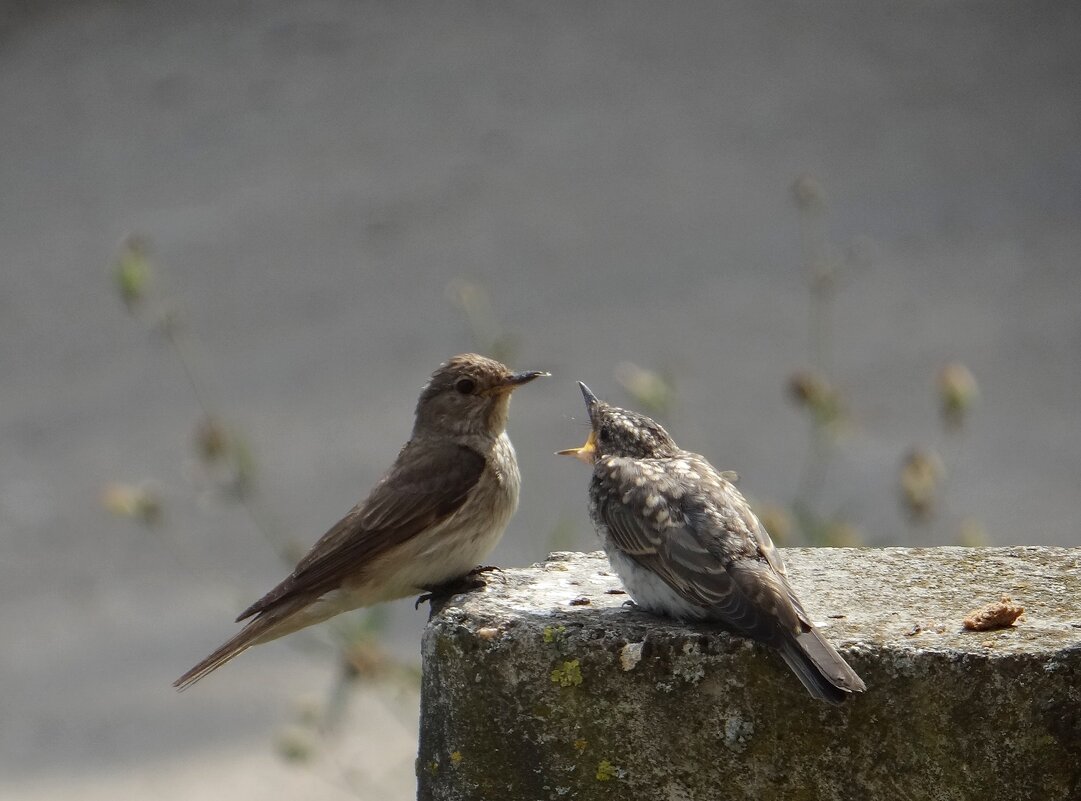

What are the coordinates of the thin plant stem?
(794, 201, 837, 531)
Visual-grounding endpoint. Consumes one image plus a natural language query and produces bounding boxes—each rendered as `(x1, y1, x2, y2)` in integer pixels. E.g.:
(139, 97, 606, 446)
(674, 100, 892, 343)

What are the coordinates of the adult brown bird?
(559, 383, 865, 705)
(175, 353, 547, 689)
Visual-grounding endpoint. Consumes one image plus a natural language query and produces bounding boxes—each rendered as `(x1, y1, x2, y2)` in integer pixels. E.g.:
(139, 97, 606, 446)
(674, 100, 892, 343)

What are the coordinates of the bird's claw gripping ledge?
(415, 564, 505, 610)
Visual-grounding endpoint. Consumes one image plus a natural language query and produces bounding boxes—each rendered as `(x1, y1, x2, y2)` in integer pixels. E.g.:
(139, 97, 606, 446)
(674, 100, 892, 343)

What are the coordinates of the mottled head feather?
(582, 390, 680, 460)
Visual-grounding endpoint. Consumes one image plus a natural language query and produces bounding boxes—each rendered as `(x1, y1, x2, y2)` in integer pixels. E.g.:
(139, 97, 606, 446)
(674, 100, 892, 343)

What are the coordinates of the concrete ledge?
(417, 547, 1081, 801)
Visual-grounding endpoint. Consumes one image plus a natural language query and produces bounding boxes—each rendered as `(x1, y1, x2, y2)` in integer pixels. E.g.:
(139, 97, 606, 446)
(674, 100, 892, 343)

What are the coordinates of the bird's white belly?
(605, 544, 710, 621)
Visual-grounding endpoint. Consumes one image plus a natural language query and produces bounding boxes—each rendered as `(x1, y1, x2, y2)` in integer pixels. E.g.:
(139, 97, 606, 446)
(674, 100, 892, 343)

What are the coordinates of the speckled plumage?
(175, 354, 546, 689)
(562, 382, 866, 705)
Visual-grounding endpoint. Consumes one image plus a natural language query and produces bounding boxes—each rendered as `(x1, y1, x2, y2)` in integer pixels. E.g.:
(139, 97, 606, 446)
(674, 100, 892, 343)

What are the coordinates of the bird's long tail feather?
(777, 625, 866, 706)
(174, 601, 306, 690)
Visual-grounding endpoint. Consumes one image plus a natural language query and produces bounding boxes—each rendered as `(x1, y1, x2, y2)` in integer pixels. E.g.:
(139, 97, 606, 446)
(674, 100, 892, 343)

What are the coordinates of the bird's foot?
(414, 565, 504, 610)
(621, 599, 640, 610)
(467, 564, 505, 581)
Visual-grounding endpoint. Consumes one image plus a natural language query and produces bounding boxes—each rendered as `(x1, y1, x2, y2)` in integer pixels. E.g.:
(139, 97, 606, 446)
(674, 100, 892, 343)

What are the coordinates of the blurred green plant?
(937, 361, 979, 433)
(892, 360, 979, 537)
(753, 501, 794, 546)
(543, 515, 584, 553)
(105, 235, 419, 793)
(898, 447, 944, 524)
(786, 173, 855, 543)
(614, 360, 676, 418)
(102, 480, 164, 527)
(192, 415, 258, 500)
(787, 370, 844, 432)
(113, 236, 152, 311)
(445, 278, 519, 364)
(956, 517, 988, 547)
(927, 361, 980, 541)
(784, 175, 980, 545)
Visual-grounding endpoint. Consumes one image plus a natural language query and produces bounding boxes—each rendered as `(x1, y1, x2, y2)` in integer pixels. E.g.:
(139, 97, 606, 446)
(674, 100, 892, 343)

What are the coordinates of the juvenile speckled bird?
(559, 383, 865, 705)
(175, 354, 547, 689)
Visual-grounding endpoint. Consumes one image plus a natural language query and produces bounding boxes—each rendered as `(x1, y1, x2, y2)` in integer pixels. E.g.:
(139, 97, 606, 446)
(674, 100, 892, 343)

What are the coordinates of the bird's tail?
(173, 601, 306, 690)
(777, 624, 866, 706)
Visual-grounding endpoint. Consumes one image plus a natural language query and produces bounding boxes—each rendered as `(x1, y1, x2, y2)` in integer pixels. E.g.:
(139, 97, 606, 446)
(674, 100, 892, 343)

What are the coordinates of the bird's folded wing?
(236, 441, 486, 621)
(598, 463, 801, 642)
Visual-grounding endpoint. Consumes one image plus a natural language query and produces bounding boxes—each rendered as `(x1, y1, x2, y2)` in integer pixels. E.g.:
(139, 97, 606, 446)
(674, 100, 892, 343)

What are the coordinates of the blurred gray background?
(1, 1, 1079, 799)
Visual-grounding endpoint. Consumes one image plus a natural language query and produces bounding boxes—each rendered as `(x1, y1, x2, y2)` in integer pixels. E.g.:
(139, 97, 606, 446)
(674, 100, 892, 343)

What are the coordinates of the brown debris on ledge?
(964, 594, 1026, 631)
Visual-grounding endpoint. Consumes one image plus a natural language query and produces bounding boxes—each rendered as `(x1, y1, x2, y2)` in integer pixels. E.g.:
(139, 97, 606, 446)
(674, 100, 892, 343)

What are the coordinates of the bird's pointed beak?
(492, 370, 550, 394)
(557, 430, 597, 464)
(510, 369, 550, 386)
(578, 381, 599, 409)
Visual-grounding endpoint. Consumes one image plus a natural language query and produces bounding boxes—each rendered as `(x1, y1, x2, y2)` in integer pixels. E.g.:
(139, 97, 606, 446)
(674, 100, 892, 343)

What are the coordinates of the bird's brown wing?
(236, 440, 486, 621)
(598, 456, 864, 703)
(596, 458, 802, 644)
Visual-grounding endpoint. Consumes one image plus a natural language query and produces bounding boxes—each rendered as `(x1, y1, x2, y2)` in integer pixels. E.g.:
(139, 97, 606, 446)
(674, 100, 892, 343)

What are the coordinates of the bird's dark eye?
(598, 425, 611, 443)
(455, 377, 477, 395)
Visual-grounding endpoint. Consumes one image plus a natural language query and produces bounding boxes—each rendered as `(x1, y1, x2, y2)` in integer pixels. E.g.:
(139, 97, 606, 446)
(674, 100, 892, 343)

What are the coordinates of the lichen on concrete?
(417, 547, 1081, 801)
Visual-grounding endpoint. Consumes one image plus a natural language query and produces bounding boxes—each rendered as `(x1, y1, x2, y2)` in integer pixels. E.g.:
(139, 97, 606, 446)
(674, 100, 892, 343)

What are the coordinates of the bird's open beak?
(490, 370, 550, 395)
(557, 382, 602, 463)
(557, 430, 597, 464)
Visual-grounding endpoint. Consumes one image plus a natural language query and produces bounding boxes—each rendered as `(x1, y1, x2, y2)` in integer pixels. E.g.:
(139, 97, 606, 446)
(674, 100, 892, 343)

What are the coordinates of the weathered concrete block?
(418, 547, 1081, 801)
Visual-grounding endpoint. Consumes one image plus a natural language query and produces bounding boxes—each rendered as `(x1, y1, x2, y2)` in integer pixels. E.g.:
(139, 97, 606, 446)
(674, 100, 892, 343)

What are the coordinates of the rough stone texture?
(418, 548, 1081, 801)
